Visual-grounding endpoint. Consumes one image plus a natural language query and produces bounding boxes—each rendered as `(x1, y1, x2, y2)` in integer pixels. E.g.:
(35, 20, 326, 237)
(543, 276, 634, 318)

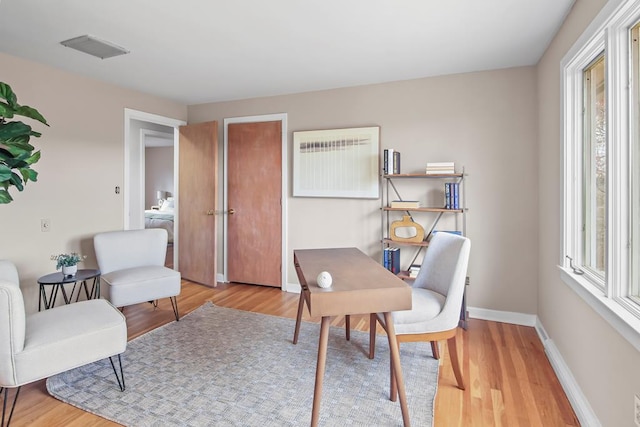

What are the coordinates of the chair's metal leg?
(109, 354, 126, 392)
(1, 386, 21, 427)
(170, 296, 180, 321)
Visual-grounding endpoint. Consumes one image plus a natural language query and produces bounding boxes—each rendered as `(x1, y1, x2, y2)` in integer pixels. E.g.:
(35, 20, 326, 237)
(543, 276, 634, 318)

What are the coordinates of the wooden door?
(227, 121, 282, 287)
(178, 121, 218, 287)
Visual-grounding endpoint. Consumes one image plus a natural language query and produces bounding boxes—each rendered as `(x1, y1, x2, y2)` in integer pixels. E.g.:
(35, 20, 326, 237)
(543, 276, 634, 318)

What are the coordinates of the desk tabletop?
(293, 247, 411, 317)
(38, 269, 101, 285)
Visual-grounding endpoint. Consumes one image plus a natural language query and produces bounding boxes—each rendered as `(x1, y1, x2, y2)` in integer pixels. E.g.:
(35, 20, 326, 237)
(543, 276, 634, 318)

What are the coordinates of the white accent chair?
(94, 229, 181, 321)
(0, 260, 127, 426)
(372, 232, 471, 399)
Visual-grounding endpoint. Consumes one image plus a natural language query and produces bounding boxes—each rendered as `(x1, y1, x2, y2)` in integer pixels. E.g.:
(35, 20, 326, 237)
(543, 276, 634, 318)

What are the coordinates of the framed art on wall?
(293, 126, 380, 198)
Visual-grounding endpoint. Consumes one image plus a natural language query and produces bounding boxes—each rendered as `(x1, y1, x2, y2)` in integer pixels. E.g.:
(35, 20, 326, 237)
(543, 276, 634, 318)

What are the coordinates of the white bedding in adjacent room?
(144, 198, 174, 242)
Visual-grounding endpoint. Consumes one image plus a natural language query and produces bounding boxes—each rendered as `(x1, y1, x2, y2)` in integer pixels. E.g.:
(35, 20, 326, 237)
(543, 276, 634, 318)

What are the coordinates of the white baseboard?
(467, 306, 537, 326)
(539, 334, 601, 426)
(216, 273, 225, 283)
(470, 306, 599, 426)
(286, 283, 301, 293)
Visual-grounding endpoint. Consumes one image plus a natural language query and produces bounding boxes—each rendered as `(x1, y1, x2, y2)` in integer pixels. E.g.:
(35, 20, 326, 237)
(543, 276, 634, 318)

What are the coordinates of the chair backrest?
(413, 232, 471, 329)
(94, 229, 168, 275)
(0, 260, 26, 386)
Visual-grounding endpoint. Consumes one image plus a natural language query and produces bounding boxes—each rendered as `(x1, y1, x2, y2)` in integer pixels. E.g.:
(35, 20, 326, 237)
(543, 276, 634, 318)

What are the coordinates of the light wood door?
(227, 121, 282, 287)
(178, 121, 218, 287)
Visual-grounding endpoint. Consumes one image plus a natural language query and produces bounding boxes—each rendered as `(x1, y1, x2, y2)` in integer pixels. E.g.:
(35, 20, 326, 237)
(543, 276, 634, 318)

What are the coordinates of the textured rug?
(47, 303, 438, 426)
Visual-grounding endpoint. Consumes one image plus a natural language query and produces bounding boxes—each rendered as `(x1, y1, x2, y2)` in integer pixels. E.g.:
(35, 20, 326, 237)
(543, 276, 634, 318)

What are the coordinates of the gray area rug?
(47, 303, 438, 426)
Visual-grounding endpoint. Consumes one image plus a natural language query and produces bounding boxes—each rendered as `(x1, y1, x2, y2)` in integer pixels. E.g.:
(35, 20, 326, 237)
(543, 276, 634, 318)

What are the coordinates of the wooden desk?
(293, 247, 412, 427)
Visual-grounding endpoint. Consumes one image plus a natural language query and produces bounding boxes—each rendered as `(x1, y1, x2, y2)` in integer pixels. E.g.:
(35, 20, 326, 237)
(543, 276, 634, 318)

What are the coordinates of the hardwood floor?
(6, 280, 579, 426)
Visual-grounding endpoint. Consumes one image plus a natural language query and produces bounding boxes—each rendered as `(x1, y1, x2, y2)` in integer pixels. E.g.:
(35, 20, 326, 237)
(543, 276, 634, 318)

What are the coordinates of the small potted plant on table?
(52, 252, 85, 277)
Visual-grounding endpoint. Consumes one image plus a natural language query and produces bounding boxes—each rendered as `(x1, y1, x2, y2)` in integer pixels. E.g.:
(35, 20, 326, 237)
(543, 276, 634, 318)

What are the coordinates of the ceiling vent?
(60, 35, 129, 59)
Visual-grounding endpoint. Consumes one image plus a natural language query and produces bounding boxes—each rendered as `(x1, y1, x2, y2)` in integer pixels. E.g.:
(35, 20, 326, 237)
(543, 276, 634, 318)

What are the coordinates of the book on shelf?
(383, 247, 401, 274)
(426, 161, 455, 174)
(382, 149, 402, 174)
(452, 182, 459, 209)
(444, 182, 460, 209)
(393, 151, 401, 174)
(383, 149, 393, 174)
(390, 200, 420, 209)
(390, 247, 400, 274)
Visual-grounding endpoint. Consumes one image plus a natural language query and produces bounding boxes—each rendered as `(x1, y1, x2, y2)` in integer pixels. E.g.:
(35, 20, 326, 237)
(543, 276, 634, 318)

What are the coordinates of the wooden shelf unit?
(381, 169, 468, 327)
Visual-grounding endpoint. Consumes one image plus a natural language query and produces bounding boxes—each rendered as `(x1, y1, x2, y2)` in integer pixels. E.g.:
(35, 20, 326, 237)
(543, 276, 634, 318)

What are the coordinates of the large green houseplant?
(0, 82, 48, 204)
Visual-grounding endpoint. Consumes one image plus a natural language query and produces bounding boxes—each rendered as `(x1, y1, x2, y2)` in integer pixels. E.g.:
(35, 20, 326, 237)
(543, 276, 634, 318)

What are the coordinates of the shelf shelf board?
(383, 173, 464, 178)
(383, 207, 463, 213)
(397, 271, 417, 280)
(382, 238, 429, 247)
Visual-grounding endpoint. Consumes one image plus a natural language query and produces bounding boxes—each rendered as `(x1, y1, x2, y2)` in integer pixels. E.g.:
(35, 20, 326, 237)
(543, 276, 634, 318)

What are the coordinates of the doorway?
(223, 113, 288, 289)
(124, 109, 186, 269)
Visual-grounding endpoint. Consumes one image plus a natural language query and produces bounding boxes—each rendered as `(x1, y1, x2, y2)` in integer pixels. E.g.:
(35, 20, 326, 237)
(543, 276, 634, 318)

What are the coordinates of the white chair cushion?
(392, 288, 446, 335)
(101, 265, 181, 308)
(13, 299, 126, 386)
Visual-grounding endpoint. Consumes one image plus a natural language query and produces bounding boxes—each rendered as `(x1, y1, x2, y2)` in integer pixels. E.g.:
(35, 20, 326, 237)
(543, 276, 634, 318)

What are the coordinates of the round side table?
(37, 269, 101, 311)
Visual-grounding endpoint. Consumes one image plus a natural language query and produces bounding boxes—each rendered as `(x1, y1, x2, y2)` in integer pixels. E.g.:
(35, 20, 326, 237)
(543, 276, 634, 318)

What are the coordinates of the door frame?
(124, 108, 186, 269)
(223, 113, 288, 290)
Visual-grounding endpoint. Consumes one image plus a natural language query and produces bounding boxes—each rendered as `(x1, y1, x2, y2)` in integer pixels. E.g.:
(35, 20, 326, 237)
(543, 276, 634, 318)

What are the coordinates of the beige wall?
(189, 67, 539, 314)
(0, 52, 187, 313)
(537, 0, 640, 425)
(145, 147, 174, 209)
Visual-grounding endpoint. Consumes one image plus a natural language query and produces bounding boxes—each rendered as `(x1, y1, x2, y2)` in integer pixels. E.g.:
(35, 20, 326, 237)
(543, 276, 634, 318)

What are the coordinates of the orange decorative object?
(390, 215, 425, 243)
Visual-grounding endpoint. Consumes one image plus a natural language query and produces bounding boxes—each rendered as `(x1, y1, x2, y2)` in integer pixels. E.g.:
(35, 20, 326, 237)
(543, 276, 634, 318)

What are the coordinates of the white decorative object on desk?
(316, 271, 332, 288)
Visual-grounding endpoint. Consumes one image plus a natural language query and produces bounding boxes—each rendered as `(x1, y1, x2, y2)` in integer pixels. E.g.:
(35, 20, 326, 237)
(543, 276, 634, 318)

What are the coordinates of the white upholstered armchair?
(94, 228, 181, 321)
(0, 260, 127, 426)
(372, 232, 471, 398)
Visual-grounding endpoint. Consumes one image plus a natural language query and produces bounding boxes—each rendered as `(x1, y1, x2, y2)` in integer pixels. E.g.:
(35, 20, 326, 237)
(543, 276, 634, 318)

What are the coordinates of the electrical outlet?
(634, 394, 640, 427)
(41, 219, 50, 232)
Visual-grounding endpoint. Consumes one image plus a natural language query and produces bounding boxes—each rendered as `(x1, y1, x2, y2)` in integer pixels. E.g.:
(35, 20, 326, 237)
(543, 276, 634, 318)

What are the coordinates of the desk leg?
(384, 311, 410, 427)
(311, 316, 331, 427)
(293, 290, 306, 344)
(369, 313, 377, 359)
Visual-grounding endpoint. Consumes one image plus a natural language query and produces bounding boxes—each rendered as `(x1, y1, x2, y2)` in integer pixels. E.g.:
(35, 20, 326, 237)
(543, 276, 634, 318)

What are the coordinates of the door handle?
(211, 209, 235, 215)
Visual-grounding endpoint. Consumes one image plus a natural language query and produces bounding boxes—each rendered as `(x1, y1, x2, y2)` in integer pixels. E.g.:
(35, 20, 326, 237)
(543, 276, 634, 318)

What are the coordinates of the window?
(632, 23, 640, 302)
(582, 54, 607, 282)
(562, 0, 640, 350)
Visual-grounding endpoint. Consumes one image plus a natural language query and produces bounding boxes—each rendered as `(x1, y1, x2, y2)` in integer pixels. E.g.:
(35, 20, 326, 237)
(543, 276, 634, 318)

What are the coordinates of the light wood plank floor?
(6, 280, 579, 426)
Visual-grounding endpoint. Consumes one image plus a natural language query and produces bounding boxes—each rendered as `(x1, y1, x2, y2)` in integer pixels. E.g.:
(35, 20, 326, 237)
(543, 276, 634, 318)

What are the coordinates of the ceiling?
(0, 0, 575, 105)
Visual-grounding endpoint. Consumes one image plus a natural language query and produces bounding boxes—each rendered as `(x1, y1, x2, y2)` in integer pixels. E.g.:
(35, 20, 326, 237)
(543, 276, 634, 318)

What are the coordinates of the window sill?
(558, 266, 640, 352)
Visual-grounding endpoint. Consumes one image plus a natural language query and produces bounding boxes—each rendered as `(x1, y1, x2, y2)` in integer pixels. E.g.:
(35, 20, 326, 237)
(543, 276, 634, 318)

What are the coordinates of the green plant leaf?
(0, 82, 47, 204)
(0, 189, 13, 204)
(0, 154, 28, 169)
(0, 121, 31, 140)
(3, 141, 34, 157)
(25, 150, 41, 165)
(0, 164, 11, 181)
(4, 134, 31, 144)
(15, 105, 48, 126)
(9, 171, 24, 191)
(19, 167, 37, 183)
(0, 102, 15, 119)
(0, 83, 18, 108)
